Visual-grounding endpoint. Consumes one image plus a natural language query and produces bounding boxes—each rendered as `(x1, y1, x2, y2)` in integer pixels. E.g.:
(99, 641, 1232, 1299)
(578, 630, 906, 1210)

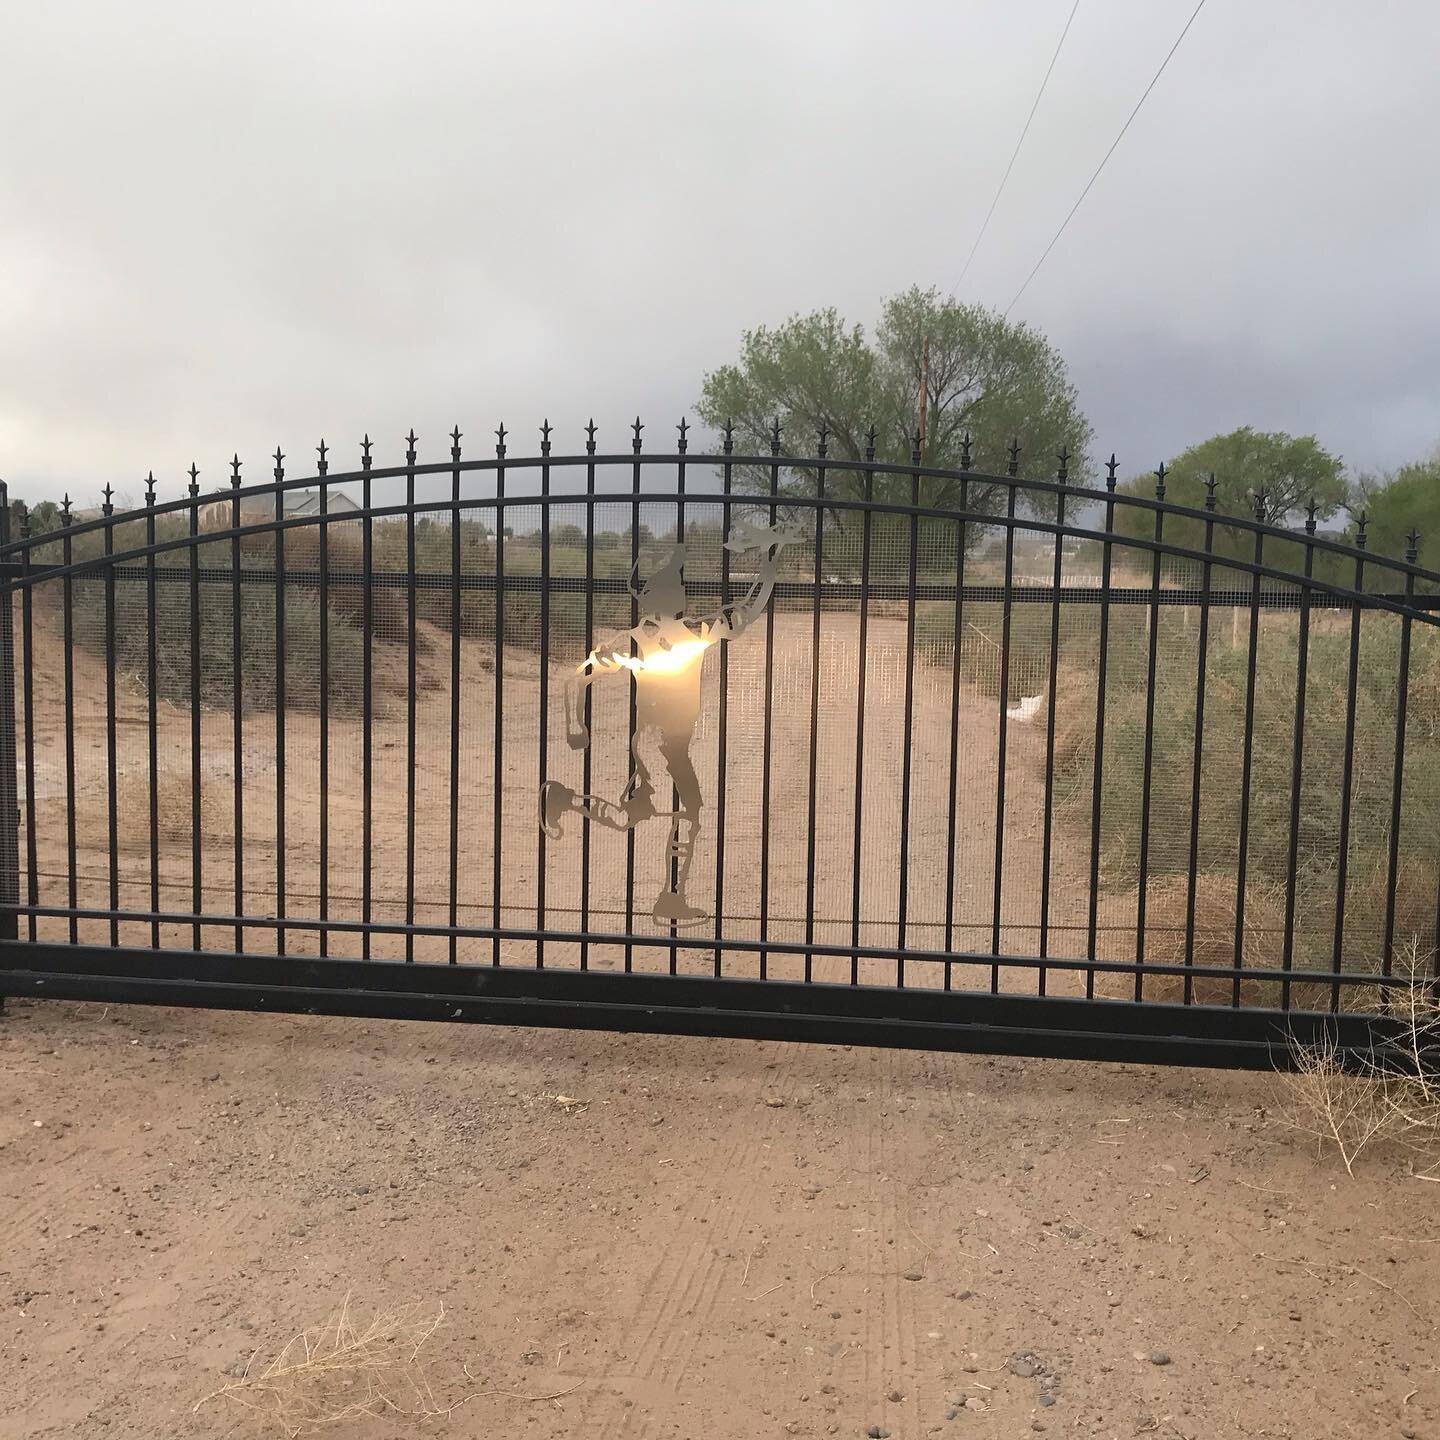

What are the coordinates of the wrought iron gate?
(1, 421, 1436, 1069)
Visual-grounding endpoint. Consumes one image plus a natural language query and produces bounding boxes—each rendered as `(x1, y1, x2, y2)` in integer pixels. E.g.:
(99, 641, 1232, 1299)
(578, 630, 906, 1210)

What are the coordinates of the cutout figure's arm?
(711, 522, 805, 640)
(564, 633, 631, 749)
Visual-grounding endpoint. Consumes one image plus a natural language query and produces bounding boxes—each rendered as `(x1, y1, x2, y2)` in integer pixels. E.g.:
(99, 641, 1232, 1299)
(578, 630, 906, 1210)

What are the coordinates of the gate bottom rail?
(1, 941, 1427, 1074)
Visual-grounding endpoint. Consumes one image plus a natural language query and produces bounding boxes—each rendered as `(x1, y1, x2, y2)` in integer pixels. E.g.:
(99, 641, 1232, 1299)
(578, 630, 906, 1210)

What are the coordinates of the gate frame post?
(0, 481, 18, 1013)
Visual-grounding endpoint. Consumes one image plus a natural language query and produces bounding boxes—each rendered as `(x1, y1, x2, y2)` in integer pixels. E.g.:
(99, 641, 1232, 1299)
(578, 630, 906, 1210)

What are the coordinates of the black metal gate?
(1, 422, 1436, 1069)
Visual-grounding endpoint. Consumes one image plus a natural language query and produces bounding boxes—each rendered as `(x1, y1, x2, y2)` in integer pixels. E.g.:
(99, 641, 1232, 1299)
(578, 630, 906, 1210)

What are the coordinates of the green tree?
(1351, 448, 1440, 569)
(1114, 428, 1347, 569)
(8, 497, 60, 536)
(696, 288, 1091, 568)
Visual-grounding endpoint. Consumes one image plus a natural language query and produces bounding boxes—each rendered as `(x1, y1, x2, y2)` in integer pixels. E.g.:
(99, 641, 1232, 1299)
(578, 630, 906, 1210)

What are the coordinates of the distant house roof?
(283, 490, 361, 517)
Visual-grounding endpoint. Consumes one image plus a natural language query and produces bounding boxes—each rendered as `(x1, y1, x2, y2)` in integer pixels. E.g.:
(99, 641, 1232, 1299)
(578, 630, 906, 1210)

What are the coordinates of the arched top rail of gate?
(2, 431, 1437, 622)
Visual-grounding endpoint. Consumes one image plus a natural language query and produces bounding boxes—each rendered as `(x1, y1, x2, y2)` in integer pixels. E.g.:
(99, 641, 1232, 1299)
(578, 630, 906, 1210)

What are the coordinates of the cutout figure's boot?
(539, 781, 573, 839)
(652, 889, 711, 928)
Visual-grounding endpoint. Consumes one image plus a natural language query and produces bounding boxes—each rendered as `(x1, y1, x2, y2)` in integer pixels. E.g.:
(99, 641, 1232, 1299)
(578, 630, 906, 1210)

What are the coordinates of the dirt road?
(3, 999, 1436, 1440)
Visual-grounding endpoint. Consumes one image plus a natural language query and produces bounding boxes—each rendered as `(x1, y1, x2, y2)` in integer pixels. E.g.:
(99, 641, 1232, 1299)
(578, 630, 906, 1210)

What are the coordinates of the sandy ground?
(4, 595, 1438, 1438)
(3, 1002, 1438, 1440)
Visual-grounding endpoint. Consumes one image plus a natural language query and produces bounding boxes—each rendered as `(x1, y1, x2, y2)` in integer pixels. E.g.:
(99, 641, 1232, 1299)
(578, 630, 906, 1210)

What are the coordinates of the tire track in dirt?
(569, 1036, 808, 1435)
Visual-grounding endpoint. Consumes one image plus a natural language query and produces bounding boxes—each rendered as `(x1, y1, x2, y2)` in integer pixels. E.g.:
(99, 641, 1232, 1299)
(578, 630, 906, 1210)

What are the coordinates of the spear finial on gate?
(405, 430, 418, 467)
(1204, 473, 1217, 511)
(316, 439, 329, 476)
(864, 425, 878, 463)
(816, 424, 828, 459)
(18, 501, 30, 539)
(450, 426, 462, 463)
(631, 416, 644, 454)
(911, 430, 922, 467)
(1154, 462, 1167, 501)
(721, 418, 734, 455)
(1253, 489, 1268, 522)
(273, 447, 285, 482)
(770, 417, 782, 455)
(145, 471, 156, 507)
(1355, 511, 1368, 549)
(60, 494, 71, 525)
(101, 483, 114, 517)
(494, 423, 507, 458)
(540, 419, 552, 456)
(676, 417, 689, 454)
(960, 431, 972, 471)
(1057, 446, 1070, 484)
(1105, 454, 1118, 491)
(187, 464, 200, 497)
(361, 435, 373, 471)
(1406, 528, 1421, 564)
(585, 419, 597, 456)
(1304, 496, 1318, 535)
(1006, 439, 1021, 477)
(230, 454, 242, 488)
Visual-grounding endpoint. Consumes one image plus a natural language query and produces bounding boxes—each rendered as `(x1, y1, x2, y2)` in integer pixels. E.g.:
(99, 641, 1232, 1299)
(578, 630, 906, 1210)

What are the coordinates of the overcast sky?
(4, 0, 1438, 506)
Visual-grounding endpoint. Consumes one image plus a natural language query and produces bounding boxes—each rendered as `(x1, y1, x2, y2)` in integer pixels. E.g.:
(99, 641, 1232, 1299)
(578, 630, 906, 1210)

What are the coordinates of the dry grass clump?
(1049, 660, 1097, 775)
(1347, 855, 1439, 955)
(77, 770, 233, 854)
(196, 1296, 457, 1437)
(1133, 873, 1286, 1006)
(196, 1294, 586, 1437)
(1278, 944, 1440, 1177)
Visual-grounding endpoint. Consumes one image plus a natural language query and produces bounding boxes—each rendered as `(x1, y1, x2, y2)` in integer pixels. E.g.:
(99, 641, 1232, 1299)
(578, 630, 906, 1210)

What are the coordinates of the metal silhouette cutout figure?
(540, 520, 804, 928)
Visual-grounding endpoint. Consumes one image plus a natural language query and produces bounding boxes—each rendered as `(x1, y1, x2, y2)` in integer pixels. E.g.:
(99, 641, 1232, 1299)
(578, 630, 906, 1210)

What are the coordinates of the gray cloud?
(3, 0, 1437, 504)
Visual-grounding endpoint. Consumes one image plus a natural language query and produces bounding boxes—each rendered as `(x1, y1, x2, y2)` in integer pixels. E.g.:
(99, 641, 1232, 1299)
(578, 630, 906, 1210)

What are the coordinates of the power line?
(955, 0, 1083, 293)
(1004, 0, 1209, 317)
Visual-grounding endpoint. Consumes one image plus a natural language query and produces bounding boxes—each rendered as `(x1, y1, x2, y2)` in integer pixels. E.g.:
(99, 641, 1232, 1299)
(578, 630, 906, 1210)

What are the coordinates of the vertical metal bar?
(0, 483, 18, 955)
(272, 450, 287, 958)
(1231, 493, 1268, 1005)
(316, 441, 330, 958)
(667, 418, 688, 970)
(1330, 521, 1366, 1009)
(803, 428, 827, 979)
(897, 433, 923, 987)
(448, 428, 462, 965)
(404, 431, 418, 962)
(19, 505, 37, 942)
(943, 436, 972, 969)
(1182, 476, 1218, 1004)
(1085, 458, 1119, 998)
(145, 475, 159, 948)
(492, 425, 506, 966)
(713, 420, 734, 979)
(1381, 536, 1420, 989)
(625, 418, 642, 972)
(850, 430, 876, 986)
(61, 500, 77, 943)
(102, 487, 119, 947)
(759, 418, 780, 980)
(581, 421, 597, 971)
(1037, 446, 1067, 990)
(187, 467, 202, 950)
(361, 436, 374, 959)
(537, 421, 552, 968)
(1132, 465, 1167, 1001)
(1280, 502, 1318, 1009)
(990, 441, 1019, 982)
(229, 456, 245, 953)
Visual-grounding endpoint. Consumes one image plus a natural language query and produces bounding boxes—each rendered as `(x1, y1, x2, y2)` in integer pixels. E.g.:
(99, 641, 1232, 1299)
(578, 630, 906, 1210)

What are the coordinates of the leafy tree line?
(695, 286, 1435, 584)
